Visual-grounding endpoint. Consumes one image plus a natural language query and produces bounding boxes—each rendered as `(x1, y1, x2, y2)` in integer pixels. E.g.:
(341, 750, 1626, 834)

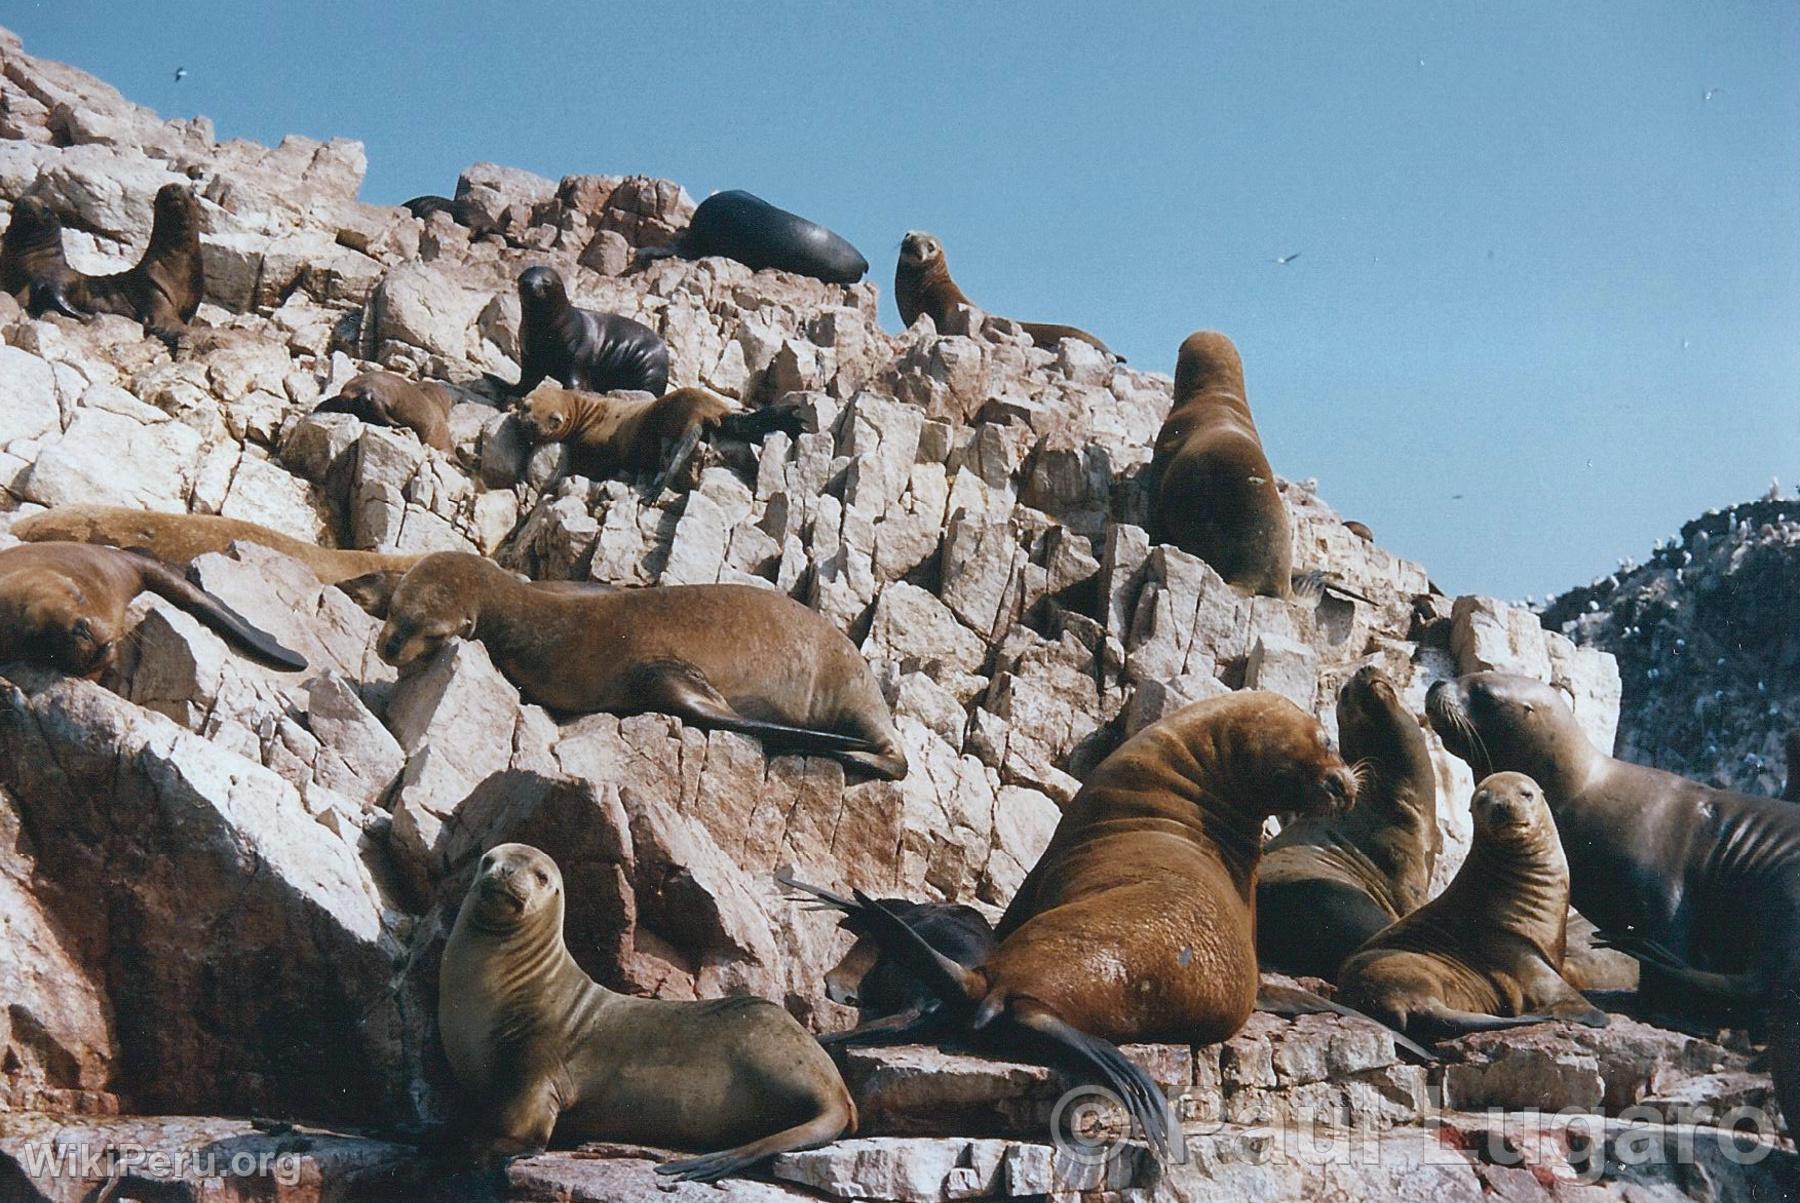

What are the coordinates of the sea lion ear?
(460, 614, 478, 638)
(336, 571, 403, 617)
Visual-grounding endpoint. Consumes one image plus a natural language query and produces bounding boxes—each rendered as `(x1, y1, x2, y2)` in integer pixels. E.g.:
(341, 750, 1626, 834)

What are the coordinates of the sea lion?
(374, 552, 907, 779)
(1337, 772, 1608, 1040)
(1257, 665, 1438, 981)
(845, 690, 1357, 1150)
(402, 195, 457, 222)
(1784, 730, 1800, 802)
(12, 505, 424, 588)
(440, 843, 855, 1181)
(894, 231, 1119, 359)
(68, 183, 205, 346)
(516, 383, 803, 486)
(1345, 521, 1375, 542)
(0, 542, 305, 675)
(512, 266, 668, 397)
(1145, 331, 1293, 598)
(314, 370, 455, 451)
(633, 190, 868, 284)
(0, 196, 83, 318)
(1427, 671, 1800, 1128)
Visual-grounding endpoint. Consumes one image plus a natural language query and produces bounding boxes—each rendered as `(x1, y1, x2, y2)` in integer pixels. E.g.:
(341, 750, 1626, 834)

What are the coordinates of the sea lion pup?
(1257, 665, 1438, 981)
(894, 231, 1119, 360)
(516, 383, 804, 486)
(440, 844, 855, 1181)
(68, 183, 205, 347)
(511, 266, 669, 397)
(314, 370, 455, 451)
(633, 190, 868, 284)
(375, 552, 907, 779)
(776, 872, 998, 1047)
(401, 195, 456, 222)
(1145, 331, 1293, 598)
(12, 505, 424, 588)
(846, 691, 1357, 1152)
(0, 542, 306, 675)
(1337, 772, 1608, 1040)
(1, 196, 83, 318)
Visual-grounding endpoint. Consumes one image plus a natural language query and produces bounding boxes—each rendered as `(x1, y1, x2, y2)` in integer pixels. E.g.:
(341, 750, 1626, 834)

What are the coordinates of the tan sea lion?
(69, 183, 205, 346)
(440, 844, 855, 1181)
(1146, 331, 1293, 597)
(516, 383, 803, 486)
(0, 196, 83, 318)
(314, 370, 455, 451)
(845, 690, 1356, 1149)
(1337, 772, 1608, 1039)
(0, 542, 305, 675)
(1257, 665, 1438, 981)
(894, 231, 1119, 359)
(11, 505, 424, 587)
(372, 552, 907, 779)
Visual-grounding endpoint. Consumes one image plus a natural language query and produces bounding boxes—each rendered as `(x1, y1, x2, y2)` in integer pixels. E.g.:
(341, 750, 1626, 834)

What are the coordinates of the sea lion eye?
(534, 869, 549, 885)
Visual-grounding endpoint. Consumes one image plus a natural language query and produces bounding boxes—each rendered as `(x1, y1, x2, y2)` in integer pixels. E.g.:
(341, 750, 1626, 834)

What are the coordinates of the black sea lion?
(402, 195, 457, 222)
(516, 383, 803, 487)
(12, 505, 425, 588)
(1257, 665, 1438, 981)
(0, 542, 305, 675)
(1427, 670, 1800, 1129)
(440, 843, 855, 1181)
(69, 183, 205, 346)
(512, 266, 668, 397)
(894, 231, 1119, 359)
(373, 552, 907, 779)
(0, 196, 83, 318)
(314, 370, 456, 451)
(1337, 772, 1608, 1040)
(1146, 331, 1293, 598)
(844, 690, 1357, 1151)
(634, 190, 868, 284)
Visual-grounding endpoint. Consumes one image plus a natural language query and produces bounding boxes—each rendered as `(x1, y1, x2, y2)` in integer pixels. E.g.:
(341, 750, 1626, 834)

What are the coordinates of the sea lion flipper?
(1255, 982, 1437, 1064)
(846, 888, 985, 1005)
(817, 1003, 940, 1047)
(1010, 1003, 1173, 1158)
(629, 245, 679, 273)
(1407, 1004, 1561, 1040)
(631, 660, 879, 756)
(716, 405, 807, 444)
(773, 870, 858, 913)
(30, 279, 84, 320)
(654, 1099, 849, 1184)
(647, 425, 705, 497)
(136, 558, 309, 672)
(1590, 930, 1765, 1001)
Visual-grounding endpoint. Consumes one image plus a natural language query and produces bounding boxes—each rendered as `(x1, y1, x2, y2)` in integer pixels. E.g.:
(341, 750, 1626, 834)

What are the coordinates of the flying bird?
(174, 67, 188, 82)
(1272, 251, 1301, 266)
(1703, 87, 1720, 102)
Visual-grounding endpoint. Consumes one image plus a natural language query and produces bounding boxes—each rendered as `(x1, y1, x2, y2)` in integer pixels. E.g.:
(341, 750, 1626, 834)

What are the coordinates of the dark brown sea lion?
(1145, 331, 1293, 598)
(516, 383, 803, 486)
(0, 195, 83, 318)
(894, 230, 1119, 360)
(512, 266, 668, 397)
(633, 190, 868, 284)
(1337, 772, 1608, 1040)
(1345, 520, 1375, 542)
(845, 690, 1357, 1150)
(1257, 665, 1438, 981)
(401, 195, 457, 222)
(314, 370, 455, 451)
(0, 542, 305, 675)
(12, 505, 424, 587)
(373, 552, 907, 779)
(440, 843, 855, 1181)
(1426, 670, 1800, 1129)
(68, 183, 205, 346)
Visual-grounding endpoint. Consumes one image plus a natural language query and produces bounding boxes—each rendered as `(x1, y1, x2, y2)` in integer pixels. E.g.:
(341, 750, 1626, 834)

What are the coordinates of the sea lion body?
(376, 553, 907, 779)
(12, 505, 424, 587)
(1, 196, 83, 318)
(0, 542, 304, 675)
(68, 184, 204, 344)
(1147, 331, 1292, 597)
(402, 195, 456, 222)
(517, 384, 735, 478)
(514, 266, 668, 397)
(1338, 772, 1607, 1039)
(894, 231, 1117, 359)
(440, 844, 854, 1180)
(640, 190, 867, 284)
(315, 371, 455, 451)
(1257, 665, 1438, 980)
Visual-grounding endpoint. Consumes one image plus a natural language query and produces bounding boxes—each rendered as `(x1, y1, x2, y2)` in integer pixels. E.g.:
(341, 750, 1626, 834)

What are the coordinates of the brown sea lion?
(512, 266, 669, 397)
(1427, 671, 1800, 1129)
(1337, 772, 1607, 1040)
(68, 183, 205, 346)
(1146, 331, 1293, 598)
(0, 542, 305, 675)
(315, 370, 455, 451)
(0, 196, 83, 319)
(11, 505, 424, 588)
(1345, 520, 1375, 542)
(1257, 665, 1438, 981)
(516, 383, 803, 486)
(845, 690, 1357, 1150)
(632, 190, 868, 284)
(440, 843, 855, 1181)
(372, 552, 907, 779)
(894, 231, 1119, 360)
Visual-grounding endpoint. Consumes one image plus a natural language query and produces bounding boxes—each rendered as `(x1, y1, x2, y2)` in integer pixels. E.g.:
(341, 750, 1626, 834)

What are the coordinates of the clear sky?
(9, 3, 1798, 601)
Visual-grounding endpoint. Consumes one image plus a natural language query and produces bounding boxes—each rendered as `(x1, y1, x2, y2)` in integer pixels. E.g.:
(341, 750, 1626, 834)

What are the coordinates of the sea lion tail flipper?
(136, 558, 309, 672)
(30, 279, 85, 320)
(817, 1003, 941, 1047)
(1255, 982, 1437, 1064)
(647, 425, 705, 497)
(1408, 1004, 1561, 1040)
(629, 245, 679, 273)
(1590, 931, 1765, 1001)
(773, 869, 859, 912)
(716, 405, 807, 443)
(311, 394, 367, 418)
(846, 888, 985, 1005)
(1010, 1003, 1173, 1159)
(630, 660, 881, 756)
(655, 1095, 851, 1183)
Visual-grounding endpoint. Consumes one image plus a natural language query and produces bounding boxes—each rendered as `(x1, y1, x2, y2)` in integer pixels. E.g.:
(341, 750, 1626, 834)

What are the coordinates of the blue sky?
(10, 3, 1798, 600)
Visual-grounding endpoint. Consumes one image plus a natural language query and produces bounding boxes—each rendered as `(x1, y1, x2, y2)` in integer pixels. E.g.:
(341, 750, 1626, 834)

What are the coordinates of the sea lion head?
(1426, 672, 1583, 783)
(1173, 331, 1246, 399)
(6, 196, 62, 245)
(464, 842, 563, 932)
(3, 575, 116, 675)
(150, 184, 202, 241)
(1336, 665, 1421, 764)
(898, 231, 944, 270)
(376, 553, 481, 668)
(517, 265, 568, 311)
(516, 386, 576, 443)
(1206, 693, 1356, 819)
(1469, 772, 1551, 843)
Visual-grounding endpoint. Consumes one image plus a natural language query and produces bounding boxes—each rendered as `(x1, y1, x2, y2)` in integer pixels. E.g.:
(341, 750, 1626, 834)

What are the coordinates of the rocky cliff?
(0, 28, 1786, 1203)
